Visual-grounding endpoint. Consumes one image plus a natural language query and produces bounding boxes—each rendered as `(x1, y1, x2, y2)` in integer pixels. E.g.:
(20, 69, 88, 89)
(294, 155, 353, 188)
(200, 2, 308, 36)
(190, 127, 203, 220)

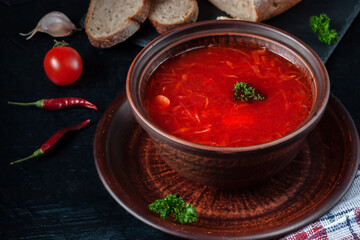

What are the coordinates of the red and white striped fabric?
(282, 170, 360, 240)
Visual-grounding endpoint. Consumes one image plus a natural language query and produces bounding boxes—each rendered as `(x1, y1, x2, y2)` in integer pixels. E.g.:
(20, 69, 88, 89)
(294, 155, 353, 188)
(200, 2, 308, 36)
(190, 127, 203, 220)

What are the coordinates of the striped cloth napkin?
(282, 169, 360, 240)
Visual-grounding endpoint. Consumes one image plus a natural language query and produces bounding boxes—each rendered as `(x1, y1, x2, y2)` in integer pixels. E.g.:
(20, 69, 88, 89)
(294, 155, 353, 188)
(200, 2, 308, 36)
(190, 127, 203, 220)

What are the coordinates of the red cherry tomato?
(44, 46, 83, 86)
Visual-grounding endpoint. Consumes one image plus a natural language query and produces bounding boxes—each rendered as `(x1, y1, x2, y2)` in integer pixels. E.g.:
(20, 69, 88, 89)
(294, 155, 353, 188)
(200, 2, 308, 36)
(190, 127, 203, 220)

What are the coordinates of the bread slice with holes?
(85, 0, 151, 48)
(148, 0, 199, 34)
(208, 0, 301, 22)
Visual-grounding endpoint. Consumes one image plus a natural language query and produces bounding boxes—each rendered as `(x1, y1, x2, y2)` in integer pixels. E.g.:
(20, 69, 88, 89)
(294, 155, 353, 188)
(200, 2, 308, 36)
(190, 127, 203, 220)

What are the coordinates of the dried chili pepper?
(8, 97, 97, 110)
(10, 119, 90, 165)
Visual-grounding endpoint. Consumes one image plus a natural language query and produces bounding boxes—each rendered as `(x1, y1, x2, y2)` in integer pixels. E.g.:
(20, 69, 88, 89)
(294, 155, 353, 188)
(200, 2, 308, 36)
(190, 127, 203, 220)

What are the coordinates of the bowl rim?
(126, 20, 330, 153)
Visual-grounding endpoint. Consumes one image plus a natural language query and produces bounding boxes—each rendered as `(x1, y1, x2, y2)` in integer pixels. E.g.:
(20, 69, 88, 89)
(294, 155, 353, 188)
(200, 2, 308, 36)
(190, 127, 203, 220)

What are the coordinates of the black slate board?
(132, 0, 360, 63)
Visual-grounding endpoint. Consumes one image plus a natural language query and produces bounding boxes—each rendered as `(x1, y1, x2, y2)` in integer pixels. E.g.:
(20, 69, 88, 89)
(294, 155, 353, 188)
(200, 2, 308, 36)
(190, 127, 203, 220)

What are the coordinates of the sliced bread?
(208, 0, 301, 22)
(85, 0, 151, 48)
(148, 0, 199, 34)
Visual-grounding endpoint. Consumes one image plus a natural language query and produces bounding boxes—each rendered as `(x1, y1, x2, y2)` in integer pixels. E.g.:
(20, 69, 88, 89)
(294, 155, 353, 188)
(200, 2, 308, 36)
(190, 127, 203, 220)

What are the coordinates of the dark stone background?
(0, 0, 359, 239)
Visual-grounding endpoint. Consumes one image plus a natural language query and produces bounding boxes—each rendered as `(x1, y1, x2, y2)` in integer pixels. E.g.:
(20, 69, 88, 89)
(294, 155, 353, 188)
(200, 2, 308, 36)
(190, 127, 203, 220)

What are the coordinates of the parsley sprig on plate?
(149, 194, 198, 224)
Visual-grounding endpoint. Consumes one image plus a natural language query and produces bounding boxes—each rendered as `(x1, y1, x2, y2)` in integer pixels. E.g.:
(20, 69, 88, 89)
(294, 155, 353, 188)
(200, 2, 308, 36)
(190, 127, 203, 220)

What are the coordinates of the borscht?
(143, 46, 313, 147)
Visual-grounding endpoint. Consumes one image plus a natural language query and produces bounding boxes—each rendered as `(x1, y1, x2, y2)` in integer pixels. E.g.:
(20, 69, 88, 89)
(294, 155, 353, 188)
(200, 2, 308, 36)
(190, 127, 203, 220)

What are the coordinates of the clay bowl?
(126, 20, 330, 189)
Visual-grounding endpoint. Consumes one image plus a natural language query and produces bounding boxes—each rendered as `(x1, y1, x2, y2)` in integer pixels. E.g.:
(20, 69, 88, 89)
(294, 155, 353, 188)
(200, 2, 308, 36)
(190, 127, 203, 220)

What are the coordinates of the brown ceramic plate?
(93, 93, 359, 240)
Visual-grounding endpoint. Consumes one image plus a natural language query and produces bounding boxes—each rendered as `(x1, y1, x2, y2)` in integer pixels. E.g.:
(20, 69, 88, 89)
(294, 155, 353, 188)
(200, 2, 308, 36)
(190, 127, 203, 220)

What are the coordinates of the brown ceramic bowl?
(126, 20, 330, 189)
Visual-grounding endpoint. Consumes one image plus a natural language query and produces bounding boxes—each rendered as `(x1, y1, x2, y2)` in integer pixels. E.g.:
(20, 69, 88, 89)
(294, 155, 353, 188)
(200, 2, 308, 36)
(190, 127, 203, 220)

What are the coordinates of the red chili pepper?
(8, 97, 97, 110)
(10, 119, 90, 165)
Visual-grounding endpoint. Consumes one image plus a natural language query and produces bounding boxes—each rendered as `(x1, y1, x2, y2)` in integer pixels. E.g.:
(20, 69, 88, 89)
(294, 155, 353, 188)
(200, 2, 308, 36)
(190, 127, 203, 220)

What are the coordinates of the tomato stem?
(53, 39, 69, 48)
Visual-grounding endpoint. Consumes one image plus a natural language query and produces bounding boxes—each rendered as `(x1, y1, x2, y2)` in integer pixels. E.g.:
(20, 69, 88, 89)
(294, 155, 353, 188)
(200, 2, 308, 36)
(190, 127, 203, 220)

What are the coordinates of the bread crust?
(85, 0, 151, 48)
(208, 0, 301, 22)
(149, 0, 199, 34)
(253, 0, 302, 22)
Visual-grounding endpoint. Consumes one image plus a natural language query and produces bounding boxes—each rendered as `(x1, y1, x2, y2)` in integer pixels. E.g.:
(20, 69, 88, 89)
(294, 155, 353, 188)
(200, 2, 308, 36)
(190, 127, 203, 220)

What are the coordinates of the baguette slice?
(149, 0, 199, 34)
(85, 0, 151, 48)
(208, 0, 301, 22)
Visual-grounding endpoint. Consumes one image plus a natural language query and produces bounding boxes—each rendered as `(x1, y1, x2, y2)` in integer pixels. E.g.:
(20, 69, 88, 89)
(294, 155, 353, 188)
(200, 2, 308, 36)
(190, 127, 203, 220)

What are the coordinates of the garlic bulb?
(20, 11, 77, 40)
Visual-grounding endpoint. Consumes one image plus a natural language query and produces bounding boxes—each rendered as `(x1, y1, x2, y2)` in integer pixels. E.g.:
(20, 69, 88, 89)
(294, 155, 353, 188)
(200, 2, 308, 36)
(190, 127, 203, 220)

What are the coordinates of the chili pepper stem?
(10, 149, 44, 165)
(8, 100, 44, 108)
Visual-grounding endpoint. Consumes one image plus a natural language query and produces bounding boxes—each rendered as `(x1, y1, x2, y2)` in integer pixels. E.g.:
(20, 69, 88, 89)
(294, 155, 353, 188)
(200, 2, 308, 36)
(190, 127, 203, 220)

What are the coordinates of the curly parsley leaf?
(174, 203, 199, 224)
(149, 194, 198, 224)
(233, 82, 266, 103)
(310, 14, 339, 45)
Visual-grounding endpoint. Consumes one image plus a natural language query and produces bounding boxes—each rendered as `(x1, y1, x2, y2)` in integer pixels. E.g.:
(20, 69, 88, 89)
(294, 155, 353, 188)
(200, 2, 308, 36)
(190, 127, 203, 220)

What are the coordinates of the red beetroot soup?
(143, 46, 313, 147)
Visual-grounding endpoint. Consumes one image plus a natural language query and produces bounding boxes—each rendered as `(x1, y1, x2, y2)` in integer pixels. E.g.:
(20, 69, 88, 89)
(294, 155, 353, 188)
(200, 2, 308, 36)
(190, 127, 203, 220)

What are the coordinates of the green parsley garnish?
(233, 82, 266, 103)
(310, 14, 339, 45)
(148, 194, 198, 224)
